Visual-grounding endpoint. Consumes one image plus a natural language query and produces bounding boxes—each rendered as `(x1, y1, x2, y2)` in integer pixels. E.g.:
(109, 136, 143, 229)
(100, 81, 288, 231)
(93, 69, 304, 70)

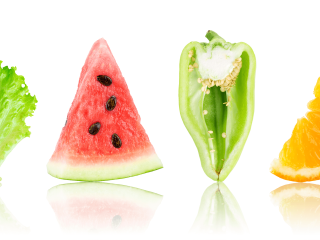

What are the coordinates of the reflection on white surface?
(190, 182, 248, 235)
(271, 183, 320, 234)
(47, 182, 162, 234)
(0, 187, 29, 234)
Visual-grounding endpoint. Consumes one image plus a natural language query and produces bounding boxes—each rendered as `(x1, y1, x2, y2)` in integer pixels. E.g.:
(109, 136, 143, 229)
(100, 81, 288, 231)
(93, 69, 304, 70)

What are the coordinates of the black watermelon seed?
(106, 96, 117, 111)
(89, 122, 101, 135)
(97, 75, 112, 86)
(65, 118, 67, 126)
(112, 133, 122, 148)
(112, 215, 122, 227)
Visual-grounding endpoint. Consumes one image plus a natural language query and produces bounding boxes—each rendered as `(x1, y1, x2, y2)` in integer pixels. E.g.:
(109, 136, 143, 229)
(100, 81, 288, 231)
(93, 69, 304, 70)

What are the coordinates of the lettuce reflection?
(0, 189, 29, 234)
(191, 183, 248, 235)
(271, 183, 320, 234)
(47, 182, 162, 234)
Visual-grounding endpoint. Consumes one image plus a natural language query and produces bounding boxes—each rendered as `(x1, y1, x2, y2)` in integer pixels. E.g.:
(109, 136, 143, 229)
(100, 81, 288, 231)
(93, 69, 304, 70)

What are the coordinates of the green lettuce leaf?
(0, 61, 37, 166)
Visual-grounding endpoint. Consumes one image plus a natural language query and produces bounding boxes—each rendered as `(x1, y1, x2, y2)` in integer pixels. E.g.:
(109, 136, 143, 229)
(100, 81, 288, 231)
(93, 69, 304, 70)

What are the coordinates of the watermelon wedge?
(47, 39, 163, 181)
(47, 182, 162, 234)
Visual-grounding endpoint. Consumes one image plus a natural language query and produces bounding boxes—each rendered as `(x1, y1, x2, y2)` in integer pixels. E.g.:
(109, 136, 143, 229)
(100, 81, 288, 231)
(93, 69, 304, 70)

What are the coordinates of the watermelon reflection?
(47, 182, 162, 234)
(190, 183, 248, 234)
(0, 186, 29, 234)
(271, 183, 320, 234)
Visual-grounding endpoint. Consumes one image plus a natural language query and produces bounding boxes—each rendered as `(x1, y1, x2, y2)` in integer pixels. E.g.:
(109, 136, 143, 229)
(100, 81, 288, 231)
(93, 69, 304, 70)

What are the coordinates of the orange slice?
(271, 77, 320, 182)
(270, 183, 320, 233)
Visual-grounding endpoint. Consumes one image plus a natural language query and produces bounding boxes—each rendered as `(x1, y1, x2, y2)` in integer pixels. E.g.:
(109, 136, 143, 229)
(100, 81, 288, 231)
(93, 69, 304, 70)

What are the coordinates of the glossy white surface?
(1, 0, 320, 239)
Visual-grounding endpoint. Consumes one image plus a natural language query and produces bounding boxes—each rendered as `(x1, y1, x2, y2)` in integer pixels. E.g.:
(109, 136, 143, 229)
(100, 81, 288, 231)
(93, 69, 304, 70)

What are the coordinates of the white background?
(1, 0, 320, 239)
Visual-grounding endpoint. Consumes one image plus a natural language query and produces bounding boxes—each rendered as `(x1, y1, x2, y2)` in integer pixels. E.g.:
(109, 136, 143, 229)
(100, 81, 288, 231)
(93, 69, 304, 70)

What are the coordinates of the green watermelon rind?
(47, 154, 163, 181)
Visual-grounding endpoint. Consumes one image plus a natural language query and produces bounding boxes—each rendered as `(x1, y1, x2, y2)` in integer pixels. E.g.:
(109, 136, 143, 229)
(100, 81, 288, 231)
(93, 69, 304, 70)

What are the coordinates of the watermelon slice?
(47, 182, 162, 234)
(47, 39, 163, 181)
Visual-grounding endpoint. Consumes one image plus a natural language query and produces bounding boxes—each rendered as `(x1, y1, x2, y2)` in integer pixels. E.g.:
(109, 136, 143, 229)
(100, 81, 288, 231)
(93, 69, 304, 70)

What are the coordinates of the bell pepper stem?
(205, 30, 224, 42)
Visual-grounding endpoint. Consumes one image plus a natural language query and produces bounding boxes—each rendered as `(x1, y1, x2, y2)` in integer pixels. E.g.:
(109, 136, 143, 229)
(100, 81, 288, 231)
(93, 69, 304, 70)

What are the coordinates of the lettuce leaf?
(0, 61, 37, 166)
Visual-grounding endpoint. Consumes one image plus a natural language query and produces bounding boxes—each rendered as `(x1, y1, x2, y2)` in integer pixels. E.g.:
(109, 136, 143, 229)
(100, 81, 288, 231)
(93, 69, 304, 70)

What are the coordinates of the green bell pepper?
(179, 31, 256, 181)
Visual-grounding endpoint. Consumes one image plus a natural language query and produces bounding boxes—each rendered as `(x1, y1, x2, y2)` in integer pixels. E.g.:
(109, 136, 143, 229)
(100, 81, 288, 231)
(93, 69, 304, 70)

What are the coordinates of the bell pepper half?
(179, 31, 256, 181)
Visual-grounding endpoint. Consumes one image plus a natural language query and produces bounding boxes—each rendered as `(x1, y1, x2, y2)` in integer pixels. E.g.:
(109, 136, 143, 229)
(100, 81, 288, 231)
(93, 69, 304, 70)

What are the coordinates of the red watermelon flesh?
(47, 182, 162, 234)
(47, 39, 163, 181)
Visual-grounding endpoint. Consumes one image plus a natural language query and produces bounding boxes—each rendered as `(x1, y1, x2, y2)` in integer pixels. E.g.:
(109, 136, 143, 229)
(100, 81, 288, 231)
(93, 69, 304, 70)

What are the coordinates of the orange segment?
(314, 77, 320, 97)
(299, 118, 320, 168)
(305, 111, 320, 129)
(278, 119, 305, 170)
(307, 97, 320, 111)
(271, 77, 320, 182)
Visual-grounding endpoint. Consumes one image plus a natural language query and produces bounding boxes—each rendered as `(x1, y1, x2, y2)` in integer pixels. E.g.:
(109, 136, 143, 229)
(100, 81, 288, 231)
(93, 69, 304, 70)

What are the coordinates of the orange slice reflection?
(271, 183, 320, 233)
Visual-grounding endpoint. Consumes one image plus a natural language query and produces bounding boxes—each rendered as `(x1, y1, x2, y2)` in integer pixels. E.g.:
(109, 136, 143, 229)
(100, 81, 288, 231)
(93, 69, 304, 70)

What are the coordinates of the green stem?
(205, 30, 224, 42)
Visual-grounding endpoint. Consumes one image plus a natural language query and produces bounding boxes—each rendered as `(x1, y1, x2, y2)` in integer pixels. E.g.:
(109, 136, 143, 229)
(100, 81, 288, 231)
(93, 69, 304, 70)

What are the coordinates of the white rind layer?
(47, 153, 163, 181)
(270, 158, 320, 179)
